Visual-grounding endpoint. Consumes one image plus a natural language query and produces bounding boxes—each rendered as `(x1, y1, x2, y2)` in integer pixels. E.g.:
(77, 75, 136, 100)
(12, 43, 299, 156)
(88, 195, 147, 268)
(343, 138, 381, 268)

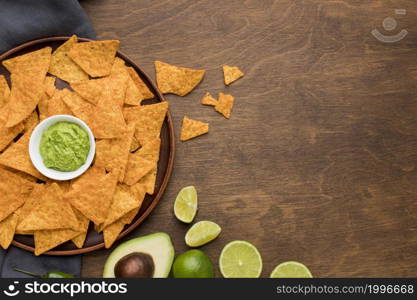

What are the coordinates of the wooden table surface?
(80, 0, 417, 277)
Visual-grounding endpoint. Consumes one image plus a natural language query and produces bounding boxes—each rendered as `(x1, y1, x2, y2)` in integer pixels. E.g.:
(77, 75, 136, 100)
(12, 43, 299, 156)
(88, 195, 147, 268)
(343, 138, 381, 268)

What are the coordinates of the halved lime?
(174, 186, 197, 223)
(270, 261, 313, 278)
(185, 221, 221, 247)
(219, 240, 262, 278)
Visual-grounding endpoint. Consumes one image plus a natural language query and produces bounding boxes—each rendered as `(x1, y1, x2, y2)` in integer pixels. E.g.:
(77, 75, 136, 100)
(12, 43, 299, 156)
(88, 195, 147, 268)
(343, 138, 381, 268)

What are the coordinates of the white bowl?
(29, 115, 96, 181)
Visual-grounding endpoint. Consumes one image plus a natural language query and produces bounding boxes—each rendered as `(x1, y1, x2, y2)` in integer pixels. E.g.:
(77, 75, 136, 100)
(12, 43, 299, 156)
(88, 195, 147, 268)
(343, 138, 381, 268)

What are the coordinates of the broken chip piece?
(215, 92, 234, 119)
(201, 92, 218, 106)
(223, 65, 244, 85)
(180, 117, 209, 141)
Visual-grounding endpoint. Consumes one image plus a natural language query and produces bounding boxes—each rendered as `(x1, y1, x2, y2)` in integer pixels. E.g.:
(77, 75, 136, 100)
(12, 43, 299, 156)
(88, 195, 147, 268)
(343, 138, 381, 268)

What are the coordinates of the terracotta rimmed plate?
(0, 36, 175, 255)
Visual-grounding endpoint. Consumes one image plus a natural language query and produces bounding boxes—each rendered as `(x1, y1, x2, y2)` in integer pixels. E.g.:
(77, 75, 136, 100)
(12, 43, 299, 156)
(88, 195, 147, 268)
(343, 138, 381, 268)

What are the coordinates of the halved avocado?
(103, 232, 175, 278)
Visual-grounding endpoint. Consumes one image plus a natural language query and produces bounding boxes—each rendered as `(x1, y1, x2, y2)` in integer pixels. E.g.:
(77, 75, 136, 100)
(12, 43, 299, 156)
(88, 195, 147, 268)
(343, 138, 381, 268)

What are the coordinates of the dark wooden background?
(80, 0, 417, 277)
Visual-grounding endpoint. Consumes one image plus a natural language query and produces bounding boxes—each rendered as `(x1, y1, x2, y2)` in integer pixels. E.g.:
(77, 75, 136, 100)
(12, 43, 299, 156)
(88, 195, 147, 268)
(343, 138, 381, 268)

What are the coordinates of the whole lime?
(172, 249, 214, 278)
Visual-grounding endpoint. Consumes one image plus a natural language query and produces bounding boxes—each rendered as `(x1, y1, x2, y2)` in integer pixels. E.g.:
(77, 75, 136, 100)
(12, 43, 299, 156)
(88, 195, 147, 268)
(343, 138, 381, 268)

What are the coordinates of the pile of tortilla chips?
(0, 35, 167, 255)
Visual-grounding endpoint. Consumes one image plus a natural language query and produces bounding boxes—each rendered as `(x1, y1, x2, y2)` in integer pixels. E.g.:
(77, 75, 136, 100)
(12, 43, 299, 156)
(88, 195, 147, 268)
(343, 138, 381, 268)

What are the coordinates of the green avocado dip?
(40, 122, 90, 172)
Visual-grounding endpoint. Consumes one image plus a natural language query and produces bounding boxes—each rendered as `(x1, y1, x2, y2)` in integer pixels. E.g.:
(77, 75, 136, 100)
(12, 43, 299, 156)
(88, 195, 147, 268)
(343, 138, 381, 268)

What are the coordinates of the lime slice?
(174, 186, 197, 223)
(185, 221, 221, 247)
(219, 240, 262, 278)
(270, 261, 313, 278)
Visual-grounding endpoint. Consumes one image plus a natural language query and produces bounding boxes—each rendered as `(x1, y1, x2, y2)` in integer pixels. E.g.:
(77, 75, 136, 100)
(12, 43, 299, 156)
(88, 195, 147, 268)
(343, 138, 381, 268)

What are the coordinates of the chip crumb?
(201, 92, 218, 106)
(215, 92, 234, 119)
(180, 116, 209, 141)
(223, 65, 244, 85)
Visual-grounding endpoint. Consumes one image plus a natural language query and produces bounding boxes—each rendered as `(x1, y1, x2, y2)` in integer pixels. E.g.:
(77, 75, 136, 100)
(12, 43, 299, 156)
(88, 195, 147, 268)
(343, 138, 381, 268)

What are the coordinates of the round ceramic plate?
(0, 37, 175, 255)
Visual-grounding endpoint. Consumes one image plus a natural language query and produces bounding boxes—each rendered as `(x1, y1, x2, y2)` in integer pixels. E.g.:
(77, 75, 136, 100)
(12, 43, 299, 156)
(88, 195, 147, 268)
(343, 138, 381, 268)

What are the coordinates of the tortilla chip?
(132, 138, 161, 195)
(0, 167, 34, 222)
(215, 92, 234, 119)
(34, 229, 80, 256)
(123, 150, 154, 186)
(155, 61, 205, 96)
(127, 67, 154, 100)
(103, 206, 140, 249)
(65, 166, 118, 225)
(2, 47, 51, 77)
(0, 119, 24, 152)
(23, 111, 39, 132)
(0, 127, 46, 180)
(49, 35, 88, 83)
(103, 220, 125, 248)
(71, 232, 87, 249)
(112, 58, 143, 106)
(95, 123, 135, 181)
(0, 75, 10, 107)
(0, 165, 37, 183)
(44, 76, 56, 97)
(99, 73, 128, 108)
(71, 208, 90, 248)
(5, 73, 44, 128)
(15, 184, 44, 234)
(101, 183, 144, 229)
(71, 73, 128, 107)
(223, 65, 244, 85)
(180, 116, 209, 141)
(18, 183, 79, 231)
(70, 78, 104, 105)
(47, 89, 73, 116)
(68, 40, 120, 77)
(123, 102, 168, 146)
(38, 94, 49, 121)
(130, 136, 140, 152)
(62, 89, 126, 138)
(201, 92, 218, 106)
(0, 212, 18, 249)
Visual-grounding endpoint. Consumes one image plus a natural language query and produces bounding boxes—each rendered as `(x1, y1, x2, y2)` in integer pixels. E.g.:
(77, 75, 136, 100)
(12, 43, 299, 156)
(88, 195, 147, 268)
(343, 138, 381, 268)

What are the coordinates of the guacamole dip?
(40, 122, 90, 172)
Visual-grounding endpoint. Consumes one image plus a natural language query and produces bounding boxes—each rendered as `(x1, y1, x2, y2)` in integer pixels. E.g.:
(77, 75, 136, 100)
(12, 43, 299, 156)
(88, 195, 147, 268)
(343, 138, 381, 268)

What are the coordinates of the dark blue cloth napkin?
(0, 0, 96, 54)
(0, 0, 95, 277)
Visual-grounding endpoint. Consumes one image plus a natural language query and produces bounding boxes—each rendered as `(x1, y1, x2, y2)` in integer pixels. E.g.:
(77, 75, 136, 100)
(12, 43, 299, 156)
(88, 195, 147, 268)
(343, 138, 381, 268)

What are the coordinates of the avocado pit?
(114, 252, 155, 278)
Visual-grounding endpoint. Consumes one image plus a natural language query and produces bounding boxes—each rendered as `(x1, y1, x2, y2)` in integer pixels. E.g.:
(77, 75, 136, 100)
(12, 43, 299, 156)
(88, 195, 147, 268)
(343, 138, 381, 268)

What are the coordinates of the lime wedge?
(185, 221, 221, 247)
(174, 186, 197, 223)
(270, 261, 313, 278)
(219, 240, 262, 278)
